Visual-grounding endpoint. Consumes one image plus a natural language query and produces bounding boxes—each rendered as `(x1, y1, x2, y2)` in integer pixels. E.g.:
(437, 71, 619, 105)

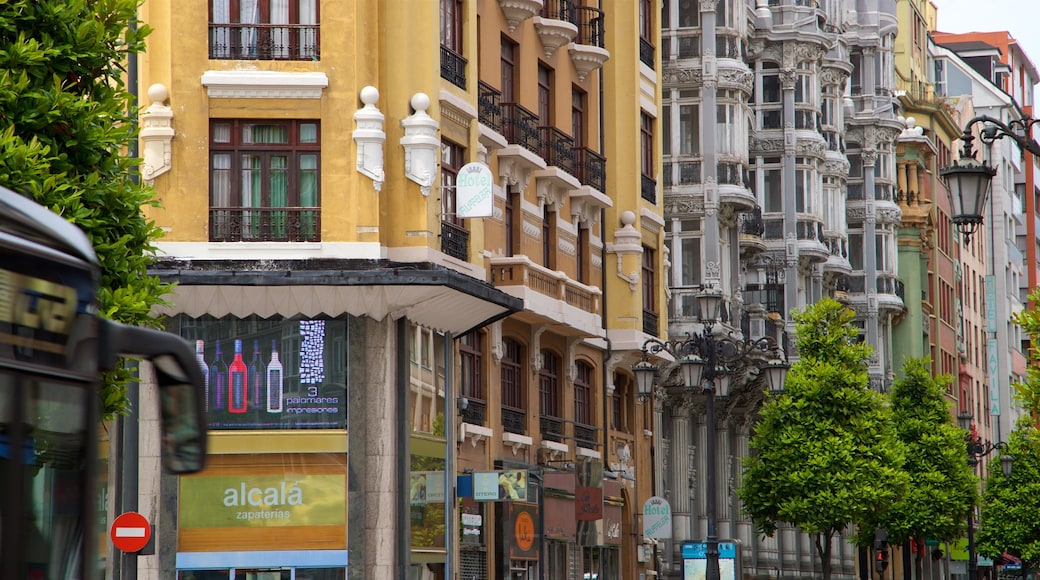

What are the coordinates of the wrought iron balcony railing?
(501, 102, 542, 157)
(209, 23, 320, 60)
(575, 147, 606, 192)
(643, 309, 659, 336)
(540, 127, 576, 176)
(210, 207, 320, 242)
(540, 415, 566, 443)
(502, 406, 527, 435)
(570, 6, 605, 48)
(460, 398, 487, 426)
(739, 206, 765, 237)
(574, 423, 601, 449)
(641, 174, 657, 203)
(440, 221, 469, 261)
(440, 46, 467, 89)
(640, 37, 655, 68)
(477, 81, 503, 135)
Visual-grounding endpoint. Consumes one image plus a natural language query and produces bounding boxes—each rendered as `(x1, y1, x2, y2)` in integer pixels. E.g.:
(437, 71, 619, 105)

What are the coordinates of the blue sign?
(681, 542, 737, 559)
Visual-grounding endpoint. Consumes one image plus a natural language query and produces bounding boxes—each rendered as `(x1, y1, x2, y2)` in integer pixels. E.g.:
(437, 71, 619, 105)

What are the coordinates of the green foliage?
(0, 0, 169, 418)
(871, 358, 976, 545)
(739, 299, 908, 580)
(975, 421, 1040, 567)
(1012, 287, 1040, 416)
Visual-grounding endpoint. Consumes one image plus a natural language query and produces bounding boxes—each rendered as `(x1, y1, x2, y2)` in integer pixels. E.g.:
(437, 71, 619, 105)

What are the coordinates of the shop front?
(170, 314, 350, 579)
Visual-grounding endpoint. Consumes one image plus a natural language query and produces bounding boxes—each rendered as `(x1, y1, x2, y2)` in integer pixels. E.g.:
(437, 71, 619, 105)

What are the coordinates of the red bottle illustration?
(228, 339, 248, 413)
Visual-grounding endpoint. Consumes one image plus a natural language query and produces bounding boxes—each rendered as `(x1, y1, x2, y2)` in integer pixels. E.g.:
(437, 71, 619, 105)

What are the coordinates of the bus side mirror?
(101, 320, 208, 474)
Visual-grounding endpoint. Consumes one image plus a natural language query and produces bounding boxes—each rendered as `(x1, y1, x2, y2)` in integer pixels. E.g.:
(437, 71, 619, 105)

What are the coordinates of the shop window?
(209, 0, 319, 60)
(210, 119, 320, 242)
(172, 315, 347, 431)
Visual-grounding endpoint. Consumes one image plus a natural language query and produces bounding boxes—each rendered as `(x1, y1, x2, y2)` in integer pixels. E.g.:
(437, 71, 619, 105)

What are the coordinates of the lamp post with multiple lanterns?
(632, 288, 789, 580)
(957, 411, 1013, 580)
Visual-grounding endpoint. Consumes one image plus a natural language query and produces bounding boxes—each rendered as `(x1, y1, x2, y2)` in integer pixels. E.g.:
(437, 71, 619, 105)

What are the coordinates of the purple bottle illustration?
(248, 339, 266, 409)
(208, 340, 227, 411)
(267, 339, 283, 413)
(195, 340, 209, 412)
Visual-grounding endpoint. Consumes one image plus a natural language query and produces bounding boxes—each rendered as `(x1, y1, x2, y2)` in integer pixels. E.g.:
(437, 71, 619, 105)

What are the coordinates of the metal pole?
(967, 512, 976, 580)
(120, 370, 140, 580)
(705, 377, 720, 580)
(443, 332, 455, 580)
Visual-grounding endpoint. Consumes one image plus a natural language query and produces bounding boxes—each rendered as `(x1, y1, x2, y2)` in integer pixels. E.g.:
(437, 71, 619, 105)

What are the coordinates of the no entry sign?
(110, 512, 152, 553)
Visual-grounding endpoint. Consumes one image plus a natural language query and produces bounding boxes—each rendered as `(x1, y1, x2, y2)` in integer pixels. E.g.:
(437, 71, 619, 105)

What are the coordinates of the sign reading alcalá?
(456, 162, 494, 218)
(643, 495, 672, 539)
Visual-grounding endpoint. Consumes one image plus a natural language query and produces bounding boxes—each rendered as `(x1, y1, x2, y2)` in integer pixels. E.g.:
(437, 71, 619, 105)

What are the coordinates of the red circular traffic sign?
(110, 512, 152, 553)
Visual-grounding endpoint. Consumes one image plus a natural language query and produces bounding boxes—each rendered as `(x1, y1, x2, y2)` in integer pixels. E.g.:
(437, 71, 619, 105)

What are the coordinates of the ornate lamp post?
(957, 410, 1013, 580)
(632, 289, 789, 580)
(940, 115, 1040, 243)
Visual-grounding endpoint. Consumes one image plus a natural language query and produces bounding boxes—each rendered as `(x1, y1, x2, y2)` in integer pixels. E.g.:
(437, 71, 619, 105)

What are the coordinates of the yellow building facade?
(134, 0, 665, 578)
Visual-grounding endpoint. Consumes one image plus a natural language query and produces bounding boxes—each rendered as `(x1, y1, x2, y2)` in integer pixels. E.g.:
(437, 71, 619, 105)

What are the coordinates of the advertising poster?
(681, 542, 738, 580)
(176, 315, 348, 430)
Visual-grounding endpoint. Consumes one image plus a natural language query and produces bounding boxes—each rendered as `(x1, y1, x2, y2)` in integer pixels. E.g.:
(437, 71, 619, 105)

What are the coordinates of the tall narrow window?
(440, 0, 465, 88)
(459, 331, 483, 401)
(539, 350, 561, 418)
(501, 37, 517, 102)
(642, 245, 656, 313)
(538, 64, 554, 126)
(440, 141, 464, 227)
(576, 226, 589, 284)
(640, 112, 654, 179)
(543, 205, 557, 270)
(574, 361, 592, 426)
(572, 87, 586, 149)
(502, 338, 524, 409)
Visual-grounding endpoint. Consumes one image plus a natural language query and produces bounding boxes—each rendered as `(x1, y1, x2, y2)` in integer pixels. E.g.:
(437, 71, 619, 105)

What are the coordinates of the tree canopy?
(975, 421, 1040, 568)
(872, 358, 976, 548)
(739, 298, 908, 580)
(0, 0, 168, 417)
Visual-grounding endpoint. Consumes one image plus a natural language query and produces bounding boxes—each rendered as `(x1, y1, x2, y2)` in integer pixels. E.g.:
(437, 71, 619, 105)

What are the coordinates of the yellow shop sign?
(180, 474, 345, 528)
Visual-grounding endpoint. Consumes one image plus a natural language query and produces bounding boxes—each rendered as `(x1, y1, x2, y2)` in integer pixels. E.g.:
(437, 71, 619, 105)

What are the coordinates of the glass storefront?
(177, 568, 345, 579)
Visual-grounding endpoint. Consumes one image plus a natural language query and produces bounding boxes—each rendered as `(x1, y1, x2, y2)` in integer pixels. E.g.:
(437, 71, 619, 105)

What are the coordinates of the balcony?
(738, 206, 766, 257)
(501, 103, 542, 157)
(539, 126, 576, 176)
(209, 23, 320, 61)
(534, 0, 578, 58)
(440, 221, 469, 261)
(641, 174, 657, 204)
(502, 406, 527, 435)
(540, 415, 566, 443)
(490, 255, 603, 336)
(498, 0, 543, 32)
(478, 82, 503, 135)
(210, 207, 320, 242)
(460, 398, 487, 426)
(440, 46, 467, 89)
(567, 6, 609, 81)
(744, 283, 785, 315)
(643, 309, 659, 336)
(640, 37, 655, 68)
(574, 423, 601, 450)
(574, 147, 606, 192)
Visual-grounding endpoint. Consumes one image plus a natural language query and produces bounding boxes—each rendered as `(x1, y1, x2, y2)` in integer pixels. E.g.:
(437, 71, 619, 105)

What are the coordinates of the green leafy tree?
(975, 421, 1040, 572)
(871, 358, 976, 578)
(0, 0, 169, 417)
(739, 298, 909, 580)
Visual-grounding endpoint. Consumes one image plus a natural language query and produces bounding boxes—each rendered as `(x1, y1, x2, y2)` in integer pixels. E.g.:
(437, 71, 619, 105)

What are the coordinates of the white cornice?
(201, 70, 329, 99)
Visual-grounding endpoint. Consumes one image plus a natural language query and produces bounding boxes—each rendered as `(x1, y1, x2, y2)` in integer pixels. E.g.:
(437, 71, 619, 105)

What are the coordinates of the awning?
(150, 260, 523, 336)
(997, 552, 1021, 566)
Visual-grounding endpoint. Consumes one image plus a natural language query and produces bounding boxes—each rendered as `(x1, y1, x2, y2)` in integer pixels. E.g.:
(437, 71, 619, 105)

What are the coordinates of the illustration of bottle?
(208, 340, 227, 411)
(228, 339, 248, 414)
(195, 339, 209, 412)
(267, 340, 283, 413)
(248, 339, 266, 409)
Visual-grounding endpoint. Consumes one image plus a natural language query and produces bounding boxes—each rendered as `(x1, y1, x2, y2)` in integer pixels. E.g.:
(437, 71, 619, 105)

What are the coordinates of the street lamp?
(957, 410, 1013, 580)
(940, 115, 1040, 243)
(632, 290, 789, 580)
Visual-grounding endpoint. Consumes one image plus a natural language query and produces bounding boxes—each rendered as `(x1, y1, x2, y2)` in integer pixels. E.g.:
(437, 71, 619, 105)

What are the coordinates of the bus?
(0, 185, 207, 578)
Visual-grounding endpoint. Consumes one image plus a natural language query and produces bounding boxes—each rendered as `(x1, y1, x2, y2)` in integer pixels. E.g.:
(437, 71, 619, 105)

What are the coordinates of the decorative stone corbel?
(140, 84, 174, 183)
(459, 423, 493, 447)
(604, 211, 642, 292)
(352, 86, 385, 191)
(400, 93, 440, 196)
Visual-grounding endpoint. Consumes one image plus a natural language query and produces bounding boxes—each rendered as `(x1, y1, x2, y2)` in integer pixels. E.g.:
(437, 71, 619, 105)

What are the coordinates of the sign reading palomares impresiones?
(456, 162, 494, 218)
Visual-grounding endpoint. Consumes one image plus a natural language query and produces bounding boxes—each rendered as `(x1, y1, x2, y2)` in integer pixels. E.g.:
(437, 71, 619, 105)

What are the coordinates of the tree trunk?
(815, 532, 835, 580)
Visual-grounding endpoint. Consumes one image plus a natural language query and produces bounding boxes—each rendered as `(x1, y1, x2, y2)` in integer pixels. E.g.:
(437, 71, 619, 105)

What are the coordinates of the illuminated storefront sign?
(174, 315, 348, 430)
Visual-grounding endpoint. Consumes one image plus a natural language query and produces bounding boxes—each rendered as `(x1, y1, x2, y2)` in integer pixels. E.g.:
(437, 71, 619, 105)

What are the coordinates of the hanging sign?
(456, 162, 494, 218)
